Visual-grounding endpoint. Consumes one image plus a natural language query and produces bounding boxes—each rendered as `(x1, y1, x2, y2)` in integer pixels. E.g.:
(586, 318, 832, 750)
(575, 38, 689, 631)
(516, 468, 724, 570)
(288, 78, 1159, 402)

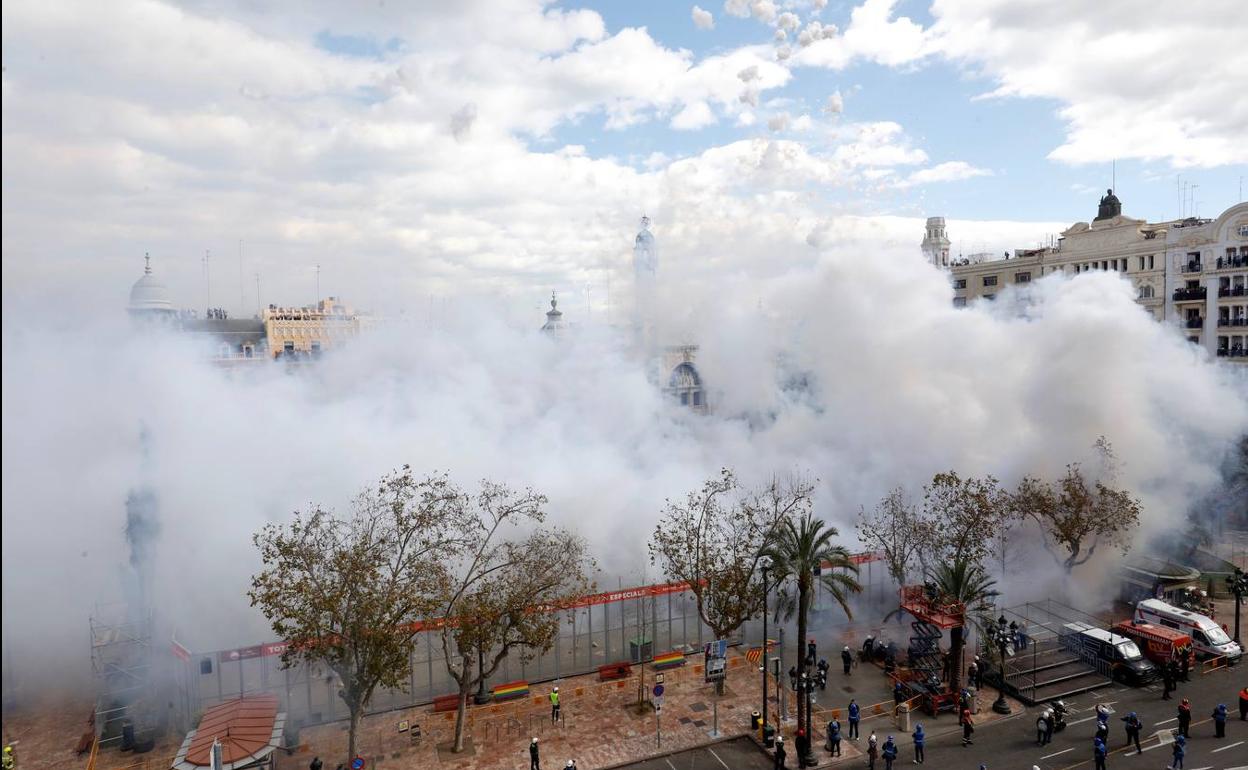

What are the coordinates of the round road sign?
(652, 684, 664, 697)
(350, 757, 365, 770)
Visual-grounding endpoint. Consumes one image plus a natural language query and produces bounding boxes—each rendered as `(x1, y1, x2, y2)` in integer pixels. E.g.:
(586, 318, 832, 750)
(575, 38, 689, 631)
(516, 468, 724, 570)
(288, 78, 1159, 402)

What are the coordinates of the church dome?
(128, 255, 175, 314)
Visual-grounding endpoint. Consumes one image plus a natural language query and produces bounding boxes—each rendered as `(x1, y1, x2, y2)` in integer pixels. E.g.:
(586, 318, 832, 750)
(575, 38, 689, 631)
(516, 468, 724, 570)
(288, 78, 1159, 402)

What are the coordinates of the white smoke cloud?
(691, 5, 715, 30)
(4, 212, 1246, 686)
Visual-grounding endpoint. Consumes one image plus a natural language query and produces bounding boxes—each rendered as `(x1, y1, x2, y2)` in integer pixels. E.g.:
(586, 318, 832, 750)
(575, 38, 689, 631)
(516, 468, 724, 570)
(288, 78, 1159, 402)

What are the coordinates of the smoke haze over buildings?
(3, 230, 1246, 690)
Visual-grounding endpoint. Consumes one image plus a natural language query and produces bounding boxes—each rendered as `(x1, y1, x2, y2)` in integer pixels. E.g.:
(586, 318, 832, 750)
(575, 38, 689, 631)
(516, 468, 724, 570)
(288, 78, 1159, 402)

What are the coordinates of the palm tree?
(764, 512, 862, 756)
(929, 559, 999, 694)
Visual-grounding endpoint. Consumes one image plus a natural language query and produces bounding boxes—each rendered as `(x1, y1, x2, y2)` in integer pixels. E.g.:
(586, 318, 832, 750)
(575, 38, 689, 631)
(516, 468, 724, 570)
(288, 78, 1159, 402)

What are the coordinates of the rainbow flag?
(491, 681, 530, 701)
(653, 651, 686, 670)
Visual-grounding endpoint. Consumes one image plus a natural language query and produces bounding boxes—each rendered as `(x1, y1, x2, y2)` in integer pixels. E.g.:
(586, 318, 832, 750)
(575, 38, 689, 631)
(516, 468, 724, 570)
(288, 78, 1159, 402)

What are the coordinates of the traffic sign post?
(350, 757, 365, 770)
(652, 685, 665, 748)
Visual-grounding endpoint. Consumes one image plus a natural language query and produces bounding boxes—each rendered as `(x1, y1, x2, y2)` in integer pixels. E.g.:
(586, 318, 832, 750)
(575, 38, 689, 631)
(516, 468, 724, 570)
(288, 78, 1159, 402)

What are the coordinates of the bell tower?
(921, 217, 951, 268)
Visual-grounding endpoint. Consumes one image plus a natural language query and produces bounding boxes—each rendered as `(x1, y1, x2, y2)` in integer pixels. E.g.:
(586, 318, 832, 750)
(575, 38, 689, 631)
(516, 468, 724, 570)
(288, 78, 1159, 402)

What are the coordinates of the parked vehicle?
(1060, 622, 1157, 684)
(1111, 620, 1194, 668)
(1133, 599, 1242, 662)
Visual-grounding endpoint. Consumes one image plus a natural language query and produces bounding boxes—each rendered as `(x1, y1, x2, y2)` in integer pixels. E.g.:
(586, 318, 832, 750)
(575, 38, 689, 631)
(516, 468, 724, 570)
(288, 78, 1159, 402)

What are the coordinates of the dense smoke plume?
(2, 229, 1246, 693)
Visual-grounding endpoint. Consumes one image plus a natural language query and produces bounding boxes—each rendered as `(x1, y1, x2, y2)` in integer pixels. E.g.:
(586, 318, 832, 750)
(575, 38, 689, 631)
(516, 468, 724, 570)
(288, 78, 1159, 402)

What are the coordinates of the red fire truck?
(1111, 619, 1194, 668)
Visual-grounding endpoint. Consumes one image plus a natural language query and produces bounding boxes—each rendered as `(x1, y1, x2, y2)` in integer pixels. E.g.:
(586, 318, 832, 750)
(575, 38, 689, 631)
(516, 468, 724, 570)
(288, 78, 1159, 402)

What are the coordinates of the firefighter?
(960, 707, 974, 746)
(1177, 698, 1192, 738)
(549, 687, 560, 724)
(1239, 685, 1248, 720)
(2, 746, 13, 770)
(1212, 703, 1228, 738)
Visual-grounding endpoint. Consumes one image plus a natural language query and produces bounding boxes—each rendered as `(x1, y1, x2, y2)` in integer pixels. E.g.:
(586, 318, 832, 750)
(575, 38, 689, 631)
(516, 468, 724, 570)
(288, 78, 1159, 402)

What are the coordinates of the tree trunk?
(453, 664, 473, 753)
(347, 704, 360, 765)
(796, 582, 808, 737)
(949, 625, 963, 694)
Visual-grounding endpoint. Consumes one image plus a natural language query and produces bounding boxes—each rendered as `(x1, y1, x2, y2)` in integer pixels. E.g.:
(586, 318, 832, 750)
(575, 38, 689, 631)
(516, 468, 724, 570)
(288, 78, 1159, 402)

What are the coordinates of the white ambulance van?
(1133, 599, 1242, 662)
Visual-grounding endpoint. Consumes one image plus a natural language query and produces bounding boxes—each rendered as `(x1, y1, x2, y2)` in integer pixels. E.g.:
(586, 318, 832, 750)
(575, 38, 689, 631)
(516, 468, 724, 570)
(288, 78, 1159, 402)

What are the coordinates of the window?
(954, 278, 967, 289)
(983, 293, 996, 301)
(693, 391, 703, 407)
(1138, 256, 1145, 270)
(1014, 272, 1031, 283)
(1239, 224, 1248, 237)
(1138, 285, 1154, 299)
(1188, 336, 1199, 344)
(1148, 255, 1155, 270)
(953, 297, 967, 308)
(983, 275, 998, 287)
(283, 341, 295, 355)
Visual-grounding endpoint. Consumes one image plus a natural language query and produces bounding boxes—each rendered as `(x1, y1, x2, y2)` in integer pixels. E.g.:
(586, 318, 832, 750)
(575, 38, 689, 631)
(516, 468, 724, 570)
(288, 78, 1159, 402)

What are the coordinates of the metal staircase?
(907, 621, 944, 692)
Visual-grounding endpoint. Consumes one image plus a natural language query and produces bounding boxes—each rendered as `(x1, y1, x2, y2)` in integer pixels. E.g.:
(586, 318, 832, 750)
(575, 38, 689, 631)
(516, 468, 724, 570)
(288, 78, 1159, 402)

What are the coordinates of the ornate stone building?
(945, 194, 1248, 363)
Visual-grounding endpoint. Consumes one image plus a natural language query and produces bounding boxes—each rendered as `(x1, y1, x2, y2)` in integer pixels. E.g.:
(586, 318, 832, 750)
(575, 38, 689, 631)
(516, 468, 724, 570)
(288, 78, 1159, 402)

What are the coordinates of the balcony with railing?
(1182, 261, 1203, 273)
(1217, 346, 1246, 358)
(1185, 317, 1205, 329)
(1216, 256, 1248, 270)
(1173, 286, 1207, 301)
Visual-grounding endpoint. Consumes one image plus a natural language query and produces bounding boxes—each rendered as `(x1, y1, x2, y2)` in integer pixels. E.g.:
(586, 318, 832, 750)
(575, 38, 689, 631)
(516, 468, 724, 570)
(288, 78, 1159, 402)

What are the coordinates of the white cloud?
(724, 0, 750, 18)
(829, 121, 928, 168)
(671, 100, 717, 130)
(925, 0, 1248, 167)
(449, 102, 477, 141)
(750, 0, 777, 23)
(767, 113, 790, 132)
(824, 91, 844, 115)
(777, 12, 800, 32)
(737, 65, 761, 82)
(899, 160, 993, 187)
(691, 5, 715, 30)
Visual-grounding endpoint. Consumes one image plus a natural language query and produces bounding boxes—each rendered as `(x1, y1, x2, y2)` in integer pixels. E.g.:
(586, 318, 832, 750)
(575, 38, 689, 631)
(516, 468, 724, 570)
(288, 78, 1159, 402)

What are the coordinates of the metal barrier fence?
(181, 558, 892, 730)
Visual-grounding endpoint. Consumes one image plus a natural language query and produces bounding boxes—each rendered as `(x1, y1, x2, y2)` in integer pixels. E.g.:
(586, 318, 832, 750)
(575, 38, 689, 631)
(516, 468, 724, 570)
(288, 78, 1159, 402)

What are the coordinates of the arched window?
(669, 362, 701, 389)
(1138, 285, 1154, 299)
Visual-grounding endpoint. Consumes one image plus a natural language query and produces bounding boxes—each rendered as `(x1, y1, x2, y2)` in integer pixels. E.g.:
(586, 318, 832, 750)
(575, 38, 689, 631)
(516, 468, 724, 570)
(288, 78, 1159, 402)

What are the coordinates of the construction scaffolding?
(90, 604, 156, 748)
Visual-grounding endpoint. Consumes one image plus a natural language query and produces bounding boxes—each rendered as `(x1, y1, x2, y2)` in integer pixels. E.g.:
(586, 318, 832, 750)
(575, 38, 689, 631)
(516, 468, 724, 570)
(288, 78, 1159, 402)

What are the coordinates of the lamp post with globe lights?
(988, 616, 1014, 715)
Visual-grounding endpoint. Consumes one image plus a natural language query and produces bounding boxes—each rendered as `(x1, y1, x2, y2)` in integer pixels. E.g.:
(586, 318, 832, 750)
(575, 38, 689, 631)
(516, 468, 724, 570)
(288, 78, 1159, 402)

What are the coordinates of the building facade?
(261, 297, 367, 360)
(945, 193, 1248, 362)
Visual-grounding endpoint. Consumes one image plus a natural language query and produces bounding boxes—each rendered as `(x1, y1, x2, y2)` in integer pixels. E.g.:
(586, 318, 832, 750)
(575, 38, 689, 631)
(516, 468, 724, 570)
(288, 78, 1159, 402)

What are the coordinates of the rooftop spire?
(144, 252, 152, 275)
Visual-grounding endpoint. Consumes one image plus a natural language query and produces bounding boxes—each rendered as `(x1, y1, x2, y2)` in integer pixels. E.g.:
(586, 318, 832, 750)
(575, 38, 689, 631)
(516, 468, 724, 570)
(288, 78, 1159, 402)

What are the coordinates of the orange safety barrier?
(1200, 655, 1230, 673)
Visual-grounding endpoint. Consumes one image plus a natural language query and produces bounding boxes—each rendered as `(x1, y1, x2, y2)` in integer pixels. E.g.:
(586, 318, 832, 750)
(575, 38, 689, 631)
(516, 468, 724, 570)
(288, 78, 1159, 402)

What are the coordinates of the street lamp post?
(1226, 567, 1248, 646)
(804, 672, 815, 764)
(761, 558, 771, 742)
(989, 616, 1013, 715)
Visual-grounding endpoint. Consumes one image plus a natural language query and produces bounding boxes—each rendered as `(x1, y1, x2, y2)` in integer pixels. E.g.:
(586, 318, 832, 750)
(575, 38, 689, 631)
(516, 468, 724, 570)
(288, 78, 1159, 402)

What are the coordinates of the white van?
(1133, 599, 1242, 662)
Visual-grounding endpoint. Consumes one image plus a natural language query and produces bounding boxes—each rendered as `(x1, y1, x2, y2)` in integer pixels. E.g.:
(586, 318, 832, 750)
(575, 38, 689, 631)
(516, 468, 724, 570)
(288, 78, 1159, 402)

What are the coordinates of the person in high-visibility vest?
(3, 745, 14, 770)
(549, 687, 560, 724)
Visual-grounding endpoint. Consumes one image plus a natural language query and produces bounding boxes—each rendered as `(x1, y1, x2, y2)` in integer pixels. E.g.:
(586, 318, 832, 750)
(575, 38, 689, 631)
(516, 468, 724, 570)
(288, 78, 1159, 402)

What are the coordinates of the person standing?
(911, 723, 925, 764)
(960, 707, 974, 746)
(1212, 703, 1228, 738)
(550, 687, 561, 724)
(1239, 686, 1248, 720)
(1177, 698, 1191, 738)
(309, 757, 323, 770)
(807, 639, 818, 667)
(1169, 733, 1185, 770)
(967, 661, 978, 692)
(882, 735, 898, 770)
(828, 719, 842, 757)
(1092, 736, 1107, 770)
(894, 681, 905, 706)
(795, 728, 810, 769)
(1121, 712, 1142, 754)
(867, 734, 878, 770)
(530, 738, 541, 770)
(1036, 710, 1052, 746)
(1161, 661, 1175, 700)
(1179, 647, 1189, 682)
(842, 646, 853, 676)
(774, 736, 787, 770)
(848, 699, 861, 740)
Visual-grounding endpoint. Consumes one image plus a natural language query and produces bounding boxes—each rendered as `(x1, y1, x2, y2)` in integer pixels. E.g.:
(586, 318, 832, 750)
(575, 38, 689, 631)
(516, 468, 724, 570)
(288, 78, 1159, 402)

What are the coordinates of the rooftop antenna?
(203, 249, 211, 311)
(254, 272, 261, 316)
(238, 239, 245, 314)
(314, 264, 321, 304)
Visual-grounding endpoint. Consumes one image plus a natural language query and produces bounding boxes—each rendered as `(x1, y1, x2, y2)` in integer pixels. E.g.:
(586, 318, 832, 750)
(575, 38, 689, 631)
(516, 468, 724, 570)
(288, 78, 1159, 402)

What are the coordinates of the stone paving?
(281, 650, 764, 770)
